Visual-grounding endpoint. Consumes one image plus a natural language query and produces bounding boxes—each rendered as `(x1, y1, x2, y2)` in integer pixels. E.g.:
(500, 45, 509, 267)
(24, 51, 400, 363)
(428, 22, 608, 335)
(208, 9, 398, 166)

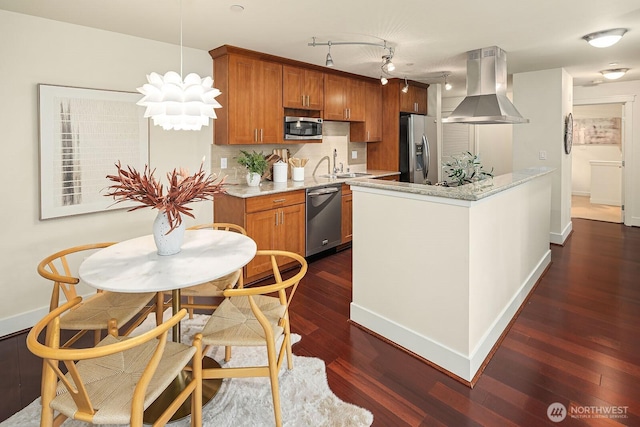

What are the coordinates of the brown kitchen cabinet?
(400, 83, 428, 114)
(341, 184, 353, 243)
(323, 74, 365, 122)
(213, 191, 305, 282)
(283, 65, 324, 110)
(350, 80, 382, 142)
(368, 78, 429, 171)
(210, 48, 283, 144)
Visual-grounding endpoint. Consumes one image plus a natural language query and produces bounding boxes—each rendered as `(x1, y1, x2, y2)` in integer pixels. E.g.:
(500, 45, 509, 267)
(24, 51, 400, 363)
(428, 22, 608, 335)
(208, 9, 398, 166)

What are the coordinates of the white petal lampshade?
(137, 71, 222, 131)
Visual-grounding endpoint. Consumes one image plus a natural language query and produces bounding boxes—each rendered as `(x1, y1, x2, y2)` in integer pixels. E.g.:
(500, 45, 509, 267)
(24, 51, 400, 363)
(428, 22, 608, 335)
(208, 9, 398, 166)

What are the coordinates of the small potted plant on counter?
(442, 151, 493, 186)
(236, 150, 268, 186)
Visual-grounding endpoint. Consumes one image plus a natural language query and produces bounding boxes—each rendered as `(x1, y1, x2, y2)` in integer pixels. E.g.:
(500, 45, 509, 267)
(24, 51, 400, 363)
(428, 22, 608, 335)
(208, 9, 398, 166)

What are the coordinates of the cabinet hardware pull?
(254, 128, 258, 142)
(275, 212, 278, 226)
(272, 198, 286, 203)
(301, 95, 305, 106)
(260, 128, 263, 142)
(280, 211, 284, 224)
(367, 131, 370, 141)
(306, 95, 310, 106)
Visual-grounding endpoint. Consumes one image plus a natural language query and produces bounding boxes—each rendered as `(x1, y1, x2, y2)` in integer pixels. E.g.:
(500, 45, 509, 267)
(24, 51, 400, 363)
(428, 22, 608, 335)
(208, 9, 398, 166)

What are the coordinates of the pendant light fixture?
(582, 28, 627, 48)
(137, 0, 221, 131)
(325, 41, 334, 67)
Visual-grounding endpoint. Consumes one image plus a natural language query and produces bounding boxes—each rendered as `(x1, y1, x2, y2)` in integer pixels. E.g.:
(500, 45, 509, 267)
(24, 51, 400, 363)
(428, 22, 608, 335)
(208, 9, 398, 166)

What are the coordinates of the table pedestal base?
(143, 356, 222, 423)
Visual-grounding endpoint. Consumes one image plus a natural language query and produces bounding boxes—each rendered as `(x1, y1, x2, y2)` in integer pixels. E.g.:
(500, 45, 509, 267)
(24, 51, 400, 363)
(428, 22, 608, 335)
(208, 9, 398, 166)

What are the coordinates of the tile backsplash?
(210, 121, 367, 183)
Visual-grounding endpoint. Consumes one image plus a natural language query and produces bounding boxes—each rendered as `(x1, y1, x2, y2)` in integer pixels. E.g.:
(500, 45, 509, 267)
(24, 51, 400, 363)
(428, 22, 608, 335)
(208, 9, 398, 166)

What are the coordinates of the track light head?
(380, 76, 388, 85)
(443, 73, 452, 90)
(401, 78, 409, 94)
(382, 55, 395, 73)
(325, 41, 334, 67)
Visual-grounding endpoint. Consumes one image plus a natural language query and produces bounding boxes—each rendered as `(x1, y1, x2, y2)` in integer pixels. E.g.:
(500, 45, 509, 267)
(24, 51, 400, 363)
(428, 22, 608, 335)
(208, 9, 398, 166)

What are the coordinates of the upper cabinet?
(350, 81, 382, 142)
(283, 65, 324, 110)
(324, 74, 365, 122)
(399, 84, 428, 114)
(211, 48, 283, 144)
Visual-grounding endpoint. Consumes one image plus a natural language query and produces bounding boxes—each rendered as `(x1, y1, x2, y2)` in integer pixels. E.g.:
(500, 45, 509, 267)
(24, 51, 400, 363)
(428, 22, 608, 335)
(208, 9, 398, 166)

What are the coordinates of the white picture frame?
(38, 84, 149, 219)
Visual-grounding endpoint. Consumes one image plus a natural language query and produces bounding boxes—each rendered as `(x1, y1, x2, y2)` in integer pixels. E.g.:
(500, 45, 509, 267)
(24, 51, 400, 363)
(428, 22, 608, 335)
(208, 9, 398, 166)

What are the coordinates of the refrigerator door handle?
(422, 134, 430, 181)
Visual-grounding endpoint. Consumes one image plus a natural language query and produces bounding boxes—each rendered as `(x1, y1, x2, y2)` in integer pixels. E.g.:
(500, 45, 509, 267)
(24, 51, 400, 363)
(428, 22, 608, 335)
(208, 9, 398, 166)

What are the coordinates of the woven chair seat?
(180, 270, 241, 297)
(51, 334, 196, 425)
(200, 295, 286, 347)
(59, 291, 156, 331)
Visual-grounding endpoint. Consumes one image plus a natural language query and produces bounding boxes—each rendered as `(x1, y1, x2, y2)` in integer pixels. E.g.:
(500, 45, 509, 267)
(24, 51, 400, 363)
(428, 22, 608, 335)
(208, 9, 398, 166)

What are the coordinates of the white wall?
(513, 68, 573, 244)
(574, 81, 640, 226)
(0, 10, 214, 335)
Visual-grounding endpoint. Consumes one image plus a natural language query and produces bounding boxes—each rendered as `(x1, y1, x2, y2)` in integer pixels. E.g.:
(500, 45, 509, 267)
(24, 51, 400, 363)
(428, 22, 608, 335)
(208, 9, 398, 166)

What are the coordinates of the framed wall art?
(38, 84, 149, 219)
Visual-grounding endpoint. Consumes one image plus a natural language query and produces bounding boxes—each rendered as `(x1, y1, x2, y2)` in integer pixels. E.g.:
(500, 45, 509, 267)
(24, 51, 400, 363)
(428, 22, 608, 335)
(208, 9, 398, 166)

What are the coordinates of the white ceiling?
(2, 0, 639, 97)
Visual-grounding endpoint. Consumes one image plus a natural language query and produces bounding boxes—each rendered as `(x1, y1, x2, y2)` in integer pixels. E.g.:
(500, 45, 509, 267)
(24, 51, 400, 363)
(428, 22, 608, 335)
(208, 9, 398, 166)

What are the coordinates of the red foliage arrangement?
(105, 162, 226, 232)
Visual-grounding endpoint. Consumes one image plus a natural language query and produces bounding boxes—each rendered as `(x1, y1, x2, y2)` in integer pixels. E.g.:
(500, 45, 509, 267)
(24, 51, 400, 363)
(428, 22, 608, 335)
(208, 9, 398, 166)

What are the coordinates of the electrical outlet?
(221, 157, 227, 169)
(352, 150, 358, 159)
(539, 150, 547, 160)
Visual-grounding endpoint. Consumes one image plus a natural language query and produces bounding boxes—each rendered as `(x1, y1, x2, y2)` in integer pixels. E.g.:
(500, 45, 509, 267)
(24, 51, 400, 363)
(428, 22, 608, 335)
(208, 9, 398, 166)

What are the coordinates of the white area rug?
(3, 314, 373, 427)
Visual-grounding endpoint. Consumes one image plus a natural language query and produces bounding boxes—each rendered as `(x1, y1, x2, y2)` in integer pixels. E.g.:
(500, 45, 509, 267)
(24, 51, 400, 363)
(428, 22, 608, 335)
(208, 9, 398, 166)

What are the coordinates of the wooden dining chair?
(179, 223, 247, 318)
(198, 250, 307, 427)
(37, 243, 165, 347)
(27, 297, 202, 427)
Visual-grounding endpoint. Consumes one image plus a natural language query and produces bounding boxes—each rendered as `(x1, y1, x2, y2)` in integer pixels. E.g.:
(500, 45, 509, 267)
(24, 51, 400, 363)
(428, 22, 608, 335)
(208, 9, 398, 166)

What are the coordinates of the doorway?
(571, 103, 624, 224)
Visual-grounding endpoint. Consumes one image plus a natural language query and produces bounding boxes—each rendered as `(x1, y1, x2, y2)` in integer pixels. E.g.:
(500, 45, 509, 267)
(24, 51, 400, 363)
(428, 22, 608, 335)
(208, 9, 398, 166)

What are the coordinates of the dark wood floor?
(2, 218, 639, 426)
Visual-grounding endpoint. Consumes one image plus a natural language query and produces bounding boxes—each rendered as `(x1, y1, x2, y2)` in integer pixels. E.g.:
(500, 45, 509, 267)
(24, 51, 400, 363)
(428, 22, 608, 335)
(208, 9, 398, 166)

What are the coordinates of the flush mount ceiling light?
(601, 68, 630, 80)
(582, 28, 628, 48)
(443, 73, 452, 91)
(401, 78, 409, 94)
(137, 0, 221, 130)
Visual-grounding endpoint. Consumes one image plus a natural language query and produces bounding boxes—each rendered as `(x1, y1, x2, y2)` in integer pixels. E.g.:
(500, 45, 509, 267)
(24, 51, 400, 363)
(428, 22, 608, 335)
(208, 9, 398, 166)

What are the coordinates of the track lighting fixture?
(380, 76, 388, 85)
(325, 41, 334, 67)
(401, 78, 409, 94)
(582, 28, 627, 48)
(382, 55, 395, 73)
(443, 73, 452, 91)
(309, 37, 395, 72)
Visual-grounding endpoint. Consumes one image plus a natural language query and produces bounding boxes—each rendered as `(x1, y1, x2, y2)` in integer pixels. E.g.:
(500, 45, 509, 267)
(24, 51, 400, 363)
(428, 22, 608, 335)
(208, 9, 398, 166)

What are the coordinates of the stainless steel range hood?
(444, 46, 529, 124)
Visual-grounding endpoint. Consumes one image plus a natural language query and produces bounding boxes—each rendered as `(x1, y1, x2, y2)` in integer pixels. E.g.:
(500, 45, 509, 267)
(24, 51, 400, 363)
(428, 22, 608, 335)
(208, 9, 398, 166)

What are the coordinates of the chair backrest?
(27, 297, 190, 425)
(37, 243, 116, 312)
(187, 222, 247, 235)
(223, 249, 307, 317)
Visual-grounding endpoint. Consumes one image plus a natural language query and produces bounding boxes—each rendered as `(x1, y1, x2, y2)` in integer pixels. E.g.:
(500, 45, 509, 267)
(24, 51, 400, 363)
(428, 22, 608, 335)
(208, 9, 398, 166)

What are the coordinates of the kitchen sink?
(336, 172, 372, 178)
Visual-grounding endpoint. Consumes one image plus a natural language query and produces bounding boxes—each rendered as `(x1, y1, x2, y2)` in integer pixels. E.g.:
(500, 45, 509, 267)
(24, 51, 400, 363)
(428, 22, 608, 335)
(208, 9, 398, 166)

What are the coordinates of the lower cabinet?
(213, 190, 305, 283)
(341, 184, 353, 244)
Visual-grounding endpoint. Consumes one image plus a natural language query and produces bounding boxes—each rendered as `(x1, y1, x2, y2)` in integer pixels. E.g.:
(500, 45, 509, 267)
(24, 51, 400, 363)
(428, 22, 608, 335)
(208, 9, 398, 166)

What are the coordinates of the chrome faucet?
(333, 149, 338, 173)
(313, 155, 331, 176)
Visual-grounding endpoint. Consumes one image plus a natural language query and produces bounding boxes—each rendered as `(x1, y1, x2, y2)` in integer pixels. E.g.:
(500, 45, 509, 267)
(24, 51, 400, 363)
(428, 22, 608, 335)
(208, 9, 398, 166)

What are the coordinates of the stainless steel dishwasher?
(306, 184, 342, 256)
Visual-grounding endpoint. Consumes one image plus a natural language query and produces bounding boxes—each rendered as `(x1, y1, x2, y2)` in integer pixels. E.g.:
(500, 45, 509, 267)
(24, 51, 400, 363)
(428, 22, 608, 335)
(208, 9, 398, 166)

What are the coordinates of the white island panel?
(350, 168, 553, 383)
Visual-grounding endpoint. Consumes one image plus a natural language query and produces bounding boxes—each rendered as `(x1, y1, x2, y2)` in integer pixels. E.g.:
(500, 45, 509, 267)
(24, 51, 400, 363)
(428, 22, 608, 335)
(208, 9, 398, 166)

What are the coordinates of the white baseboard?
(350, 251, 551, 382)
(572, 191, 590, 197)
(550, 220, 572, 245)
(589, 197, 621, 207)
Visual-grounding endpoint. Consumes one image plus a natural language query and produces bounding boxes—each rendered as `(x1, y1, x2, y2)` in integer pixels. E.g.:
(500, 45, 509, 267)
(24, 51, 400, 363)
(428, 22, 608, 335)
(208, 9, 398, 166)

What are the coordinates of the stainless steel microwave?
(284, 117, 323, 140)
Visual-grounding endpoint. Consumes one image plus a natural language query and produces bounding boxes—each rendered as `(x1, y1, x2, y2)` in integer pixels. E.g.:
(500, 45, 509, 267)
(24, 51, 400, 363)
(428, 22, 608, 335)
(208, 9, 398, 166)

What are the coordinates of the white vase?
(152, 211, 186, 256)
(246, 172, 261, 187)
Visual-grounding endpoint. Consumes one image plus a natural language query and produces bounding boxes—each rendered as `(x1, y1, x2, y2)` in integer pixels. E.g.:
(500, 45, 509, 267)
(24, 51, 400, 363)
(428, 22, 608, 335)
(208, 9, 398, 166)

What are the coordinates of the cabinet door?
(346, 78, 366, 122)
(414, 86, 428, 114)
(304, 69, 324, 110)
(400, 85, 428, 114)
(283, 65, 305, 109)
(278, 204, 305, 256)
(341, 193, 353, 243)
(258, 61, 283, 143)
(228, 55, 260, 144)
(245, 209, 278, 278)
(324, 74, 347, 120)
(351, 81, 382, 141)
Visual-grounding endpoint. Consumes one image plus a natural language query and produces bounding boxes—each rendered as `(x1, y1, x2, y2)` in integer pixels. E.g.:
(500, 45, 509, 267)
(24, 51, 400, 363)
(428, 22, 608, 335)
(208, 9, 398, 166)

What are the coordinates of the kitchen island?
(347, 167, 554, 385)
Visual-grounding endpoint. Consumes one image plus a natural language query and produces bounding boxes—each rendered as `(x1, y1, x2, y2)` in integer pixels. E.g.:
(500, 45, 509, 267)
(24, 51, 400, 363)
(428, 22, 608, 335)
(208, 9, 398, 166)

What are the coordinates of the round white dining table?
(78, 228, 257, 422)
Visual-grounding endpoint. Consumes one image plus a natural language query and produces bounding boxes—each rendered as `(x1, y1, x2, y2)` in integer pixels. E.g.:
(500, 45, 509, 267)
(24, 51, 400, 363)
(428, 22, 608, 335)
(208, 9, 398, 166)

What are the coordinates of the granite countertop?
(221, 170, 400, 198)
(347, 167, 555, 201)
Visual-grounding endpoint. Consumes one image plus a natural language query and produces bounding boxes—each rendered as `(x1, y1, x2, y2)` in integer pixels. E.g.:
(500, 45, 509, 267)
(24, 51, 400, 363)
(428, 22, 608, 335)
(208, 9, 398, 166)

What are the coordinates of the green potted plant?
(236, 150, 268, 186)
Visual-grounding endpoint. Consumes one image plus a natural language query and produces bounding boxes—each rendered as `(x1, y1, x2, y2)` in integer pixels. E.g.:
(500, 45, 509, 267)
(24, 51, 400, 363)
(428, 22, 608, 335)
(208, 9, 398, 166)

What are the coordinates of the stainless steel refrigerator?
(399, 113, 438, 184)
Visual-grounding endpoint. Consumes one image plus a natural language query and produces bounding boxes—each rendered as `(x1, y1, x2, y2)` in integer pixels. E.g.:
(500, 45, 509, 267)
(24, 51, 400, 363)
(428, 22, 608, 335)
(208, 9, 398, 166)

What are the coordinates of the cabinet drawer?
(245, 190, 305, 213)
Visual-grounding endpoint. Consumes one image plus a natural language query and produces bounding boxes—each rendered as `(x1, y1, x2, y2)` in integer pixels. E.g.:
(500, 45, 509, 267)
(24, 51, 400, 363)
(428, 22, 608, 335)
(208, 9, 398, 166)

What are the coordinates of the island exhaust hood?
(444, 46, 529, 124)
